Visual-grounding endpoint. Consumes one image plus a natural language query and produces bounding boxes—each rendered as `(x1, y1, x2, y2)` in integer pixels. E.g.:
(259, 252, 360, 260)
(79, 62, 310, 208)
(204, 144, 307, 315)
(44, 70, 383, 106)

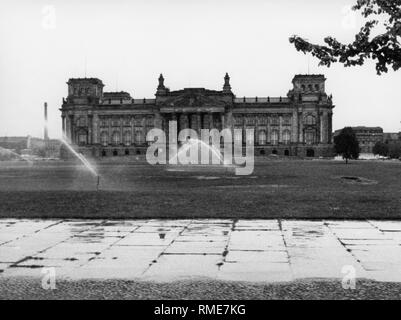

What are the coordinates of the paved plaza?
(1, 219, 401, 283)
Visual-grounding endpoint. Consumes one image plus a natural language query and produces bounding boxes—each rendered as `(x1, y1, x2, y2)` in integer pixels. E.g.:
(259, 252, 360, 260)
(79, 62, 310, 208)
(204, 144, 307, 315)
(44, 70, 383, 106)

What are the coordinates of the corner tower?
(66, 78, 104, 104)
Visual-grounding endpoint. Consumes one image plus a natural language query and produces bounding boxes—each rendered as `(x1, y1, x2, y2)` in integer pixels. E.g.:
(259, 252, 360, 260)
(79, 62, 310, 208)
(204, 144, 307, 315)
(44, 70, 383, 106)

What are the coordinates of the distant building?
(0, 136, 29, 152)
(60, 74, 335, 158)
(333, 127, 383, 153)
(0, 136, 61, 159)
(383, 132, 401, 144)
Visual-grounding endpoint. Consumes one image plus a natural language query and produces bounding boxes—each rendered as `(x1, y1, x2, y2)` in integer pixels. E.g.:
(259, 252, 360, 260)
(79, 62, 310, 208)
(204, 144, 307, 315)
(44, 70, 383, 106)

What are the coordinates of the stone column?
(242, 114, 246, 144)
(108, 119, 111, 146)
(65, 116, 70, 139)
(278, 115, 282, 143)
(88, 115, 93, 144)
(298, 111, 303, 143)
(154, 112, 162, 129)
(141, 117, 146, 145)
(292, 109, 298, 143)
(120, 117, 124, 145)
(196, 113, 202, 133)
(320, 114, 324, 143)
(171, 113, 177, 141)
(321, 110, 329, 143)
(184, 113, 189, 129)
(328, 112, 333, 143)
(69, 115, 75, 143)
(61, 115, 66, 137)
(179, 113, 187, 131)
(209, 113, 214, 130)
(226, 111, 232, 128)
(92, 113, 99, 144)
(316, 107, 321, 144)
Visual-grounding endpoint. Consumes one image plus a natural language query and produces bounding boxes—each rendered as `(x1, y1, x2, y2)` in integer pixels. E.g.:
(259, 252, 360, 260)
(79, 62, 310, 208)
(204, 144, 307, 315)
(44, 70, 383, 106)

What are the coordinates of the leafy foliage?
(289, 0, 401, 74)
(388, 141, 401, 158)
(334, 127, 360, 163)
(373, 141, 389, 156)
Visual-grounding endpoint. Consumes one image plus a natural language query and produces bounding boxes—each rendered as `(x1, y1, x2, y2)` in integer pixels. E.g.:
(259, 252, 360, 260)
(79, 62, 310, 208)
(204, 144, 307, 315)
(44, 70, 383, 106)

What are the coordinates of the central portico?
(158, 88, 229, 133)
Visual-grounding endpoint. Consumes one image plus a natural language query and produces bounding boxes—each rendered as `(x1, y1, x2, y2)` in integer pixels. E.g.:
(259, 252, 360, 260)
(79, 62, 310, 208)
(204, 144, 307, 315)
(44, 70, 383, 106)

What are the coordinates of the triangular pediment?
(162, 89, 227, 108)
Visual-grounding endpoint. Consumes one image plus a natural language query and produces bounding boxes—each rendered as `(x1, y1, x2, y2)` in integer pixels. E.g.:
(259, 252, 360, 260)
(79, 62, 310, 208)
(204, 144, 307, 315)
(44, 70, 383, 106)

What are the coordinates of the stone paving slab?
(142, 254, 221, 281)
(2, 219, 401, 283)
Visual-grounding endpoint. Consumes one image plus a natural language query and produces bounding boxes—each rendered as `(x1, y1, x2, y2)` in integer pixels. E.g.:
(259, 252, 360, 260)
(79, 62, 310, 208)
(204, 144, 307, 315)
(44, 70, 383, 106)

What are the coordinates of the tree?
(289, 0, 401, 74)
(373, 141, 389, 156)
(334, 127, 360, 163)
(388, 141, 401, 158)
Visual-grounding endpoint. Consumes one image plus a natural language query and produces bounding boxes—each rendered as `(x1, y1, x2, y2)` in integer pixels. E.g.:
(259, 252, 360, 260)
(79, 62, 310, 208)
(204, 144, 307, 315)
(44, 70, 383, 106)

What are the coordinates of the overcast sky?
(0, 0, 400, 139)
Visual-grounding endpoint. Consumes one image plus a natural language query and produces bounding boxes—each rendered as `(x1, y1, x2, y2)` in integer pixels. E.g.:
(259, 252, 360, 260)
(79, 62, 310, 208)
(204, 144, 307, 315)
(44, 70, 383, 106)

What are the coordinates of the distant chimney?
(44, 102, 49, 140)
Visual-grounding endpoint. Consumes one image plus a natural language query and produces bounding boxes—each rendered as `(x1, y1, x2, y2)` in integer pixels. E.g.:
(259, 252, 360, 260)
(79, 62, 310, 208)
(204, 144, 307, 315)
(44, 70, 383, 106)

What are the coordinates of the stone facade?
(60, 74, 335, 158)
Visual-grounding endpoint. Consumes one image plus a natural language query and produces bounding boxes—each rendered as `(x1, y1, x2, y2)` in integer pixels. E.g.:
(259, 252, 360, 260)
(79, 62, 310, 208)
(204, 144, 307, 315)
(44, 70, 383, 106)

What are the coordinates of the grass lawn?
(0, 158, 400, 219)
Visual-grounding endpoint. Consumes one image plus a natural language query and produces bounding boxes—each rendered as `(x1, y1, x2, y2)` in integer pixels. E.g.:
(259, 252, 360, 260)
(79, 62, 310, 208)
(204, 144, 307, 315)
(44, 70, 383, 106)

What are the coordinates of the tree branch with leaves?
(289, 0, 401, 74)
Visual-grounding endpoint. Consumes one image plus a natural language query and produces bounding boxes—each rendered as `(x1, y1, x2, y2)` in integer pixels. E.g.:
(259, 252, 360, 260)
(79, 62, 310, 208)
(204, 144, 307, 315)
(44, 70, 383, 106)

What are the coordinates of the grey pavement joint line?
(8, 220, 105, 269)
(323, 221, 364, 268)
(140, 220, 193, 276)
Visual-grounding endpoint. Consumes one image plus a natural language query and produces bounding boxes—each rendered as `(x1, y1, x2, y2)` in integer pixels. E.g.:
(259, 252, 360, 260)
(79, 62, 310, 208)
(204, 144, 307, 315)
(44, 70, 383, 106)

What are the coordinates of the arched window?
(301, 85, 306, 91)
(305, 130, 315, 145)
(123, 131, 132, 146)
(100, 132, 108, 146)
(77, 117, 87, 127)
(271, 130, 279, 145)
(135, 131, 144, 144)
(308, 84, 313, 91)
(282, 130, 291, 144)
(78, 132, 87, 146)
(258, 130, 267, 145)
(284, 149, 290, 156)
(315, 84, 320, 91)
(305, 115, 316, 125)
(146, 117, 154, 126)
(112, 131, 120, 145)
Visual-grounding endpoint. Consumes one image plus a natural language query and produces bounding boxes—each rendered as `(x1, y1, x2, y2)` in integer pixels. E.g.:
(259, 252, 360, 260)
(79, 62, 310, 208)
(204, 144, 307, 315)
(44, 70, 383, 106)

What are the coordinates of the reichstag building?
(60, 73, 334, 158)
